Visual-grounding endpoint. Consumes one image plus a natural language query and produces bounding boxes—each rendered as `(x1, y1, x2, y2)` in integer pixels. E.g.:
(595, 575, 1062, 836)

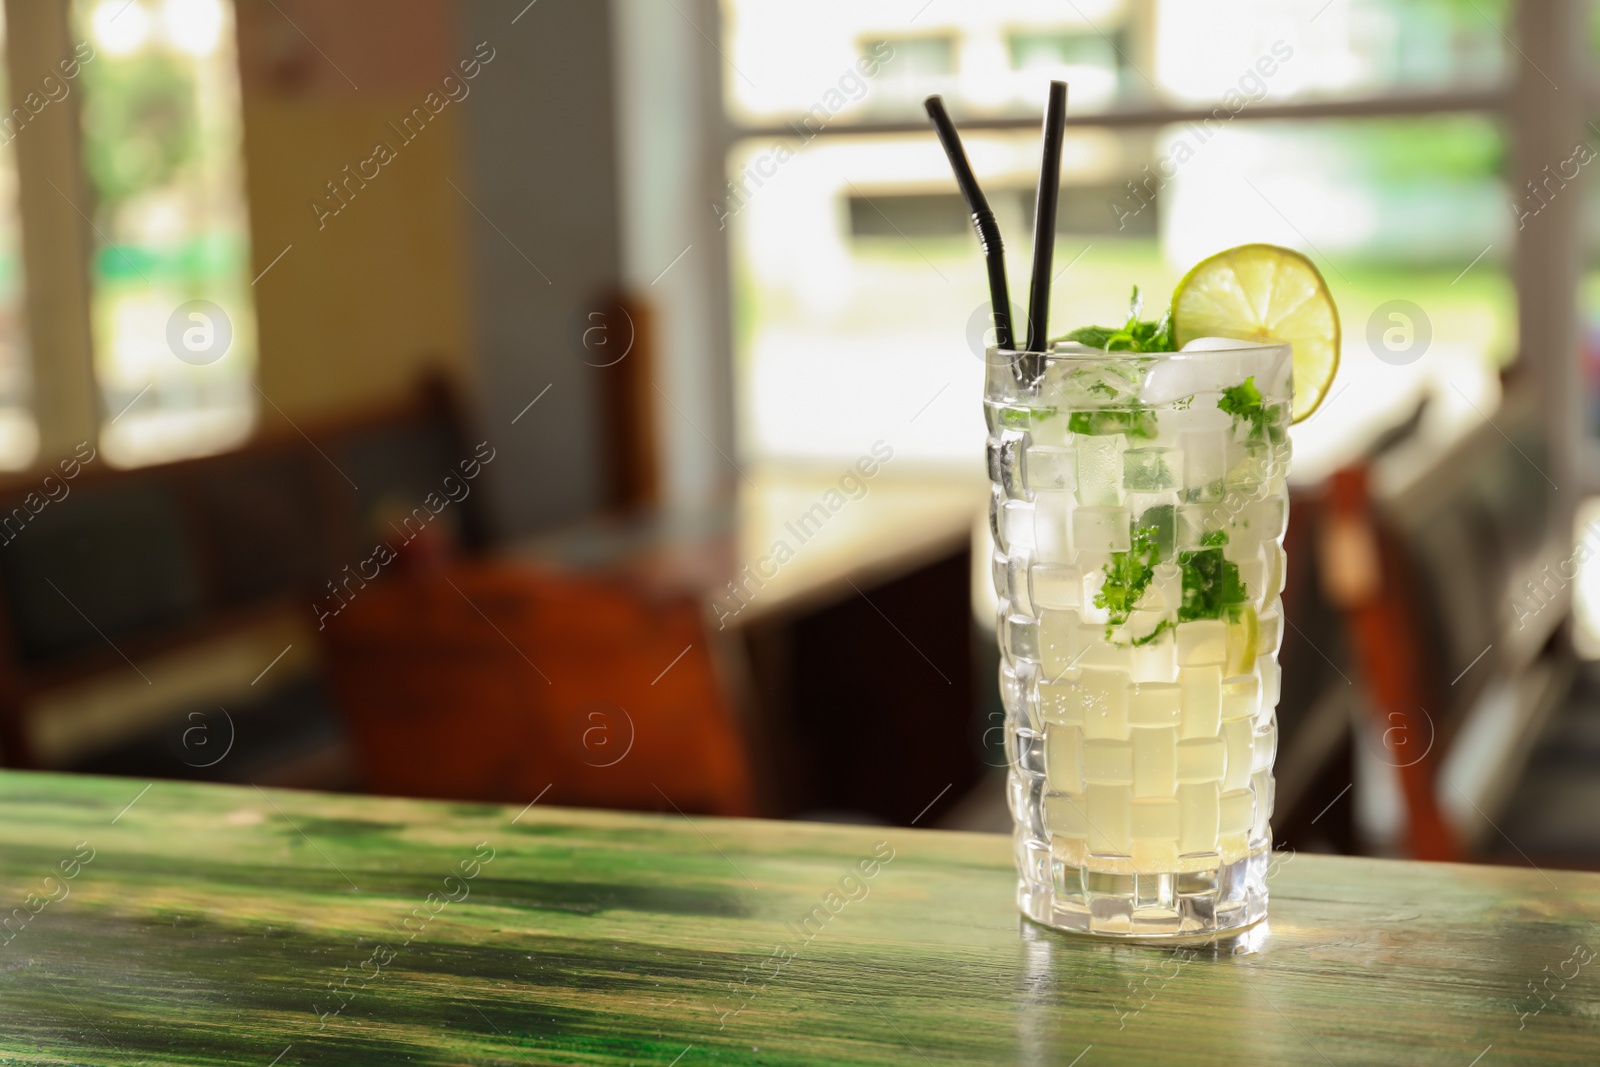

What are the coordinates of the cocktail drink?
(988, 339, 1292, 938)
(920, 68, 1330, 939)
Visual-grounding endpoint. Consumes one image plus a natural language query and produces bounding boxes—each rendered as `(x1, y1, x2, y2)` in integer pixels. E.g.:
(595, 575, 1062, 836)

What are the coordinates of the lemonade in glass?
(990, 336, 1293, 938)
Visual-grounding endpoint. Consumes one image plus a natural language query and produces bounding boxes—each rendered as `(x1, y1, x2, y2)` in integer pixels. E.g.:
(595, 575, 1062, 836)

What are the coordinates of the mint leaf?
(1128, 617, 1175, 646)
(1178, 547, 1223, 621)
(1064, 325, 1117, 348)
(1218, 376, 1273, 442)
(1177, 540, 1247, 622)
(1052, 287, 1174, 353)
(1219, 377, 1263, 418)
(1095, 522, 1162, 631)
(1067, 410, 1159, 439)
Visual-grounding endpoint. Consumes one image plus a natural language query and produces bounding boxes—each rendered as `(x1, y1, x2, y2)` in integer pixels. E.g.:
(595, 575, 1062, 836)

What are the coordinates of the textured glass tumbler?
(986, 342, 1292, 939)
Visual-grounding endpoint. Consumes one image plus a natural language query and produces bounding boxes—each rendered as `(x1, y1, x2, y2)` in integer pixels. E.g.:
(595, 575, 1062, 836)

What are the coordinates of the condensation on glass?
(987, 341, 1290, 938)
(76, 0, 256, 467)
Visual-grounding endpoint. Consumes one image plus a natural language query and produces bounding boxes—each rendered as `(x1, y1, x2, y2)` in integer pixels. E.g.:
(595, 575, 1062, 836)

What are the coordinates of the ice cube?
(1045, 357, 1147, 407)
(1030, 407, 1072, 447)
(994, 429, 1030, 501)
(1179, 337, 1249, 352)
(1124, 608, 1170, 641)
(1129, 620, 1177, 684)
(1073, 506, 1131, 553)
(1033, 490, 1076, 564)
(1241, 496, 1288, 543)
(1148, 562, 1182, 611)
(1128, 496, 1177, 559)
(1026, 445, 1076, 493)
(1007, 551, 1033, 615)
(990, 548, 1008, 603)
(1079, 561, 1110, 625)
(1074, 434, 1127, 506)
(1123, 446, 1182, 491)
(1180, 430, 1227, 503)
(1224, 439, 1271, 495)
(1001, 499, 1035, 553)
(999, 661, 1034, 723)
(1078, 627, 1136, 672)
(985, 401, 1031, 435)
(1030, 563, 1083, 611)
(1141, 351, 1238, 405)
(1235, 341, 1293, 398)
(1232, 550, 1267, 608)
(1006, 613, 1039, 665)
(1177, 503, 1225, 550)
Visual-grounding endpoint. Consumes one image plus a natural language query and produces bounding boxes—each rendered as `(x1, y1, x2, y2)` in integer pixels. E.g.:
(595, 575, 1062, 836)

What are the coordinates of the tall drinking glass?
(988, 341, 1292, 938)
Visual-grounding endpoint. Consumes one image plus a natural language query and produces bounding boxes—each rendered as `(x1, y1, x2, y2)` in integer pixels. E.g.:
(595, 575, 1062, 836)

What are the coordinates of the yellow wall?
(236, 0, 473, 421)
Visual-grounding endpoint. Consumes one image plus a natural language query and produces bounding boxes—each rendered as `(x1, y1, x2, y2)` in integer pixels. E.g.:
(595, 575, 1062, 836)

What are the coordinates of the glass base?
(1017, 843, 1270, 940)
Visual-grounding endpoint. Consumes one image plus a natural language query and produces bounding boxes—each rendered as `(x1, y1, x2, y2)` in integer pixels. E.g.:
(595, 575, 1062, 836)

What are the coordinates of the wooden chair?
(1318, 390, 1571, 861)
(319, 560, 755, 816)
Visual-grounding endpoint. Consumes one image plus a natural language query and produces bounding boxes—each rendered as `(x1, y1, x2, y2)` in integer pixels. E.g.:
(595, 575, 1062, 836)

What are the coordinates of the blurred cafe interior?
(0, 0, 1597, 875)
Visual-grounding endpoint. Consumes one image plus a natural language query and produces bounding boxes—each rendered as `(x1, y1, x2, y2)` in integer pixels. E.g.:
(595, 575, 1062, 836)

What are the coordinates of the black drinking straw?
(1025, 80, 1068, 360)
(924, 95, 1013, 352)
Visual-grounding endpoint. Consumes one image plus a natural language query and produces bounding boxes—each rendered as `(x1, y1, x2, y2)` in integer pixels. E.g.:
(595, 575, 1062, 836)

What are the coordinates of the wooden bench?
(0, 378, 485, 772)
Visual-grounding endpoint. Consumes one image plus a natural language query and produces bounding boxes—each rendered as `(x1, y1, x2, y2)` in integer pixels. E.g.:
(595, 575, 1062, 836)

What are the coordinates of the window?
(0, 8, 37, 470)
(75, 0, 255, 467)
(721, 0, 1522, 481)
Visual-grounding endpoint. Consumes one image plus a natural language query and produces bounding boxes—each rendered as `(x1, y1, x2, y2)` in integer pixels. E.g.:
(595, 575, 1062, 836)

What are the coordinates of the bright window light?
(0, 5, 38, 470)
(1572, 498, 1600, 659)
(75, 0, 256, 467)
(91, 0, 152, 57)
(722, 1, 1514, 477)
(161, 0, 224, 57)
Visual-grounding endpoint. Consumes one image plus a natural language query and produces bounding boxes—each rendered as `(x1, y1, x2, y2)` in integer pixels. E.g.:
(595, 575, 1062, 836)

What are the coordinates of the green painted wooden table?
(0, 771, 1596, 1065)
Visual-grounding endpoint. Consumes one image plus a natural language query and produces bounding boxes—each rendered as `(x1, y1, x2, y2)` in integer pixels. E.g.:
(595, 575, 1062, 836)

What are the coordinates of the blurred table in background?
(2, 771, 1595, 1065)
(502, 470, 988, 823)
(507, 470, 983, 628)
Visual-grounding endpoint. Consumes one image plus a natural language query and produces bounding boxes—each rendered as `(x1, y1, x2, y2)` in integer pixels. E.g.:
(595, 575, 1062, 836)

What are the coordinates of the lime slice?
(1170, 243, 1340, 423)
(1226, 604, 1258, 677)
